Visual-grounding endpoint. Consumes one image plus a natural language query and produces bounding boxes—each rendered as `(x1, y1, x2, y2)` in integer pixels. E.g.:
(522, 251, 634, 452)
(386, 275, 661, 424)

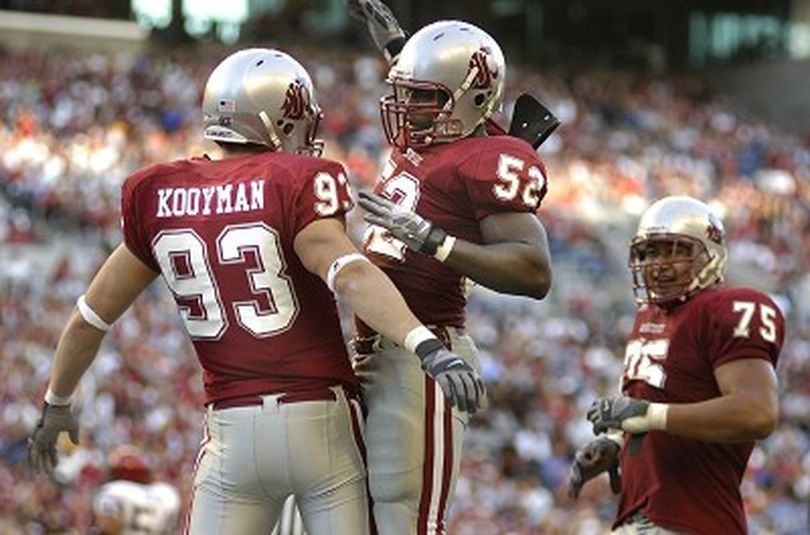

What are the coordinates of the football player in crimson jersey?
(28, 48, 484, 535)
(93, 446, 180, 535)
(348, 5, 553, 533)
(568, 196, 784, 534)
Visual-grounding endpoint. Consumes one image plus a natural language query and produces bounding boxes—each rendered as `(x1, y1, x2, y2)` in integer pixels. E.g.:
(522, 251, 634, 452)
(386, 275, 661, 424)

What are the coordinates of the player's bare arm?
(294, 218, 424, 341)
(359, 192, 551, 298)
(48, 244, 158, 399)
(589, 358, 777, 444)
(447, 211, 551, 298)
(590, 356, 779, 444)
(666, 358, 778, 442)
(294, 218, 484, 413)
(29, 244, 158, 477)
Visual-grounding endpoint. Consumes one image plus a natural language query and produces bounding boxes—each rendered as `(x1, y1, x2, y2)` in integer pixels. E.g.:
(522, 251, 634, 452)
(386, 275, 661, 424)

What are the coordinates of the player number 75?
(732, 301, 778, 342)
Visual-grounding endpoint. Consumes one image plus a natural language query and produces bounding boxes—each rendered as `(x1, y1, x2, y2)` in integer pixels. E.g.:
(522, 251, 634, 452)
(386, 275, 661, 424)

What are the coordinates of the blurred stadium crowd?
(1, 43, 809, 533)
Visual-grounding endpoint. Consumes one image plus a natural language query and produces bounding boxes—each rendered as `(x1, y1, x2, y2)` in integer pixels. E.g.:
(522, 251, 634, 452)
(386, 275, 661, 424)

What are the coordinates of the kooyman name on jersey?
(156, 179, 265, 218)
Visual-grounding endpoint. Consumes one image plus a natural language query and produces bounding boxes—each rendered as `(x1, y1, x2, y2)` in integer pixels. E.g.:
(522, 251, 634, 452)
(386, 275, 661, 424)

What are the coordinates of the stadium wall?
(0, 10, 149, 53)
(707, 59, 810, 135)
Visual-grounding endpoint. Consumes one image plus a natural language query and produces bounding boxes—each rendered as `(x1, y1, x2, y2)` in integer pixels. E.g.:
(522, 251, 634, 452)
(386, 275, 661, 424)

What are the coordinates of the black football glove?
(414, 338, 485, 414)
(29, 402, 80, 478)
(346, 0, 406, 64)
(568, 435, 622, 499)
(358, 191, 449, 257)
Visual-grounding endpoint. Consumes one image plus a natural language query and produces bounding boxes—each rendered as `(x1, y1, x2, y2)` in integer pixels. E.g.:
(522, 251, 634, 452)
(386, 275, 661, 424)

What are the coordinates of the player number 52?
(732, 301, 778, 342)
(493, 154, 545, 208)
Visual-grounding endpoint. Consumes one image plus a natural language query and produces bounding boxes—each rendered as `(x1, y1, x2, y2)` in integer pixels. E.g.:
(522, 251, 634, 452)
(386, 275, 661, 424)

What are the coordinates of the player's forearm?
(48, 310, 107, 399)
(664, 394, 777, 443)
(443, 239, 551, 298)
(334, 261, 422, 345)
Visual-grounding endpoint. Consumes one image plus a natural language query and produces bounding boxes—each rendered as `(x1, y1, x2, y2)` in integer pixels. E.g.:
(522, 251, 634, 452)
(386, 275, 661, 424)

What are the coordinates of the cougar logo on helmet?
(469, 48, 497, 89)
(282, 79, 308, 120)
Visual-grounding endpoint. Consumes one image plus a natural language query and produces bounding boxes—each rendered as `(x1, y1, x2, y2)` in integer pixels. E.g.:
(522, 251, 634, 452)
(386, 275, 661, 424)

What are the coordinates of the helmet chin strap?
(452, 65, 478, 104)
(259, 111, 284, 152)
(687, 254, 725, 297)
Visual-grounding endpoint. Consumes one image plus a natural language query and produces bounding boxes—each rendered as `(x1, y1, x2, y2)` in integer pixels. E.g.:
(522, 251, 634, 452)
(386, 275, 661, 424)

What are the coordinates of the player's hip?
(196, 385, 367, 494)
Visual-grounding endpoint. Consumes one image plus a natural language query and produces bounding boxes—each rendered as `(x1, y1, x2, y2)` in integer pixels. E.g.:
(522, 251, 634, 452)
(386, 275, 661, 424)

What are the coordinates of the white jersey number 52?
(364, 171, 421, 261)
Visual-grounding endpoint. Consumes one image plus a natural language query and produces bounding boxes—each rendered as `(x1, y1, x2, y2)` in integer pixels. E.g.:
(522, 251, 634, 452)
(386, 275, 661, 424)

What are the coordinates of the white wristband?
(326, 253, 371, 292)
(621, 402, 669, 433)
(647, 402, 669, 431)
(403, 326, 436, 354)
(45, 387, 73, 406)
(77, 295, 111, 331)
(433, 235, 456, 263)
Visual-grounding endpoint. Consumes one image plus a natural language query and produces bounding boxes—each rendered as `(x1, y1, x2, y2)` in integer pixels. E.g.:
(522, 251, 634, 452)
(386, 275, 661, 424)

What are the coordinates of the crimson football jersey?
(121, 152, 357, 405)
(616, 285, 784, 534)
(361, 135, 547, 329)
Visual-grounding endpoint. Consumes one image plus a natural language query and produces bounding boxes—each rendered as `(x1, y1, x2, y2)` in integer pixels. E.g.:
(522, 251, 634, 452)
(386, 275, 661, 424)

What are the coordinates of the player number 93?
(314, 171, 352, 217)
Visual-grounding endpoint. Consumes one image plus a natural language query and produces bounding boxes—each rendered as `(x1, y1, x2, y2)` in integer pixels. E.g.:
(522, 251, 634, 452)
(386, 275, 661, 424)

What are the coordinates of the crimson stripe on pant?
(435, 402, 454, 533)
(184, 417, 211, 535)
(346, 395, 377, 535)
(417, 377, 454, 535)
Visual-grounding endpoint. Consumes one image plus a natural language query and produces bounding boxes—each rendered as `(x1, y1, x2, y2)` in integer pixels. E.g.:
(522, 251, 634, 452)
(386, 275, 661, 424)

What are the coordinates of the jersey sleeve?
(121, 170, 160, 272)
(293, 160, 354, 235)
(457, 143, 548, 220)
(706, 289, 785, 369)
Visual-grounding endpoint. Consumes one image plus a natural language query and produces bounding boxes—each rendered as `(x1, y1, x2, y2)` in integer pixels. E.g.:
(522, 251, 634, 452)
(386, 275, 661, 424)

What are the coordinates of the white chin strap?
(689, 254, 725, 295)
(259, 111, 284, 152)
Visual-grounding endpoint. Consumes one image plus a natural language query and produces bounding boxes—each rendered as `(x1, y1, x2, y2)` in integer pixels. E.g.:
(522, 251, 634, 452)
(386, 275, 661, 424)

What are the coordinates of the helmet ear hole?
(282, 122, 294, 135)
(474, 93, 486, 107)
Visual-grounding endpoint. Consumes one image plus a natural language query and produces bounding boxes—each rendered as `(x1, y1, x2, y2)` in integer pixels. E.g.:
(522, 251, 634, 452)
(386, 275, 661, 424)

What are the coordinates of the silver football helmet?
(202, 48, 323, 156)
(629, 196, 727, 307)
(381, 20, 505, 149)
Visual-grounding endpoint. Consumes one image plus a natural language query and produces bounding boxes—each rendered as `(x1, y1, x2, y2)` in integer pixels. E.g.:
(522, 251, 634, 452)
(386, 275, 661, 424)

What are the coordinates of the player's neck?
(220, 143, 273, 159)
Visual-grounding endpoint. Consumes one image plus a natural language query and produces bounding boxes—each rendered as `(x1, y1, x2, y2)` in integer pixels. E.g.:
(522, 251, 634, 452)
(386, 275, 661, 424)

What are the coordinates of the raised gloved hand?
(414, 338, 485, 414)
(345, 0, 406, 64)
(28, 402, 80, 478)
(587, 395, 668, 435)
(359, 191, 451, 259)
(568, 435, 622, 499)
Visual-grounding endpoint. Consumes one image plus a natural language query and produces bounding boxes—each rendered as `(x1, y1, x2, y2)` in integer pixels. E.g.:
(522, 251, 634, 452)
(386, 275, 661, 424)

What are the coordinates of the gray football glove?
(415, 339, 485, 414)
(568, 435, 622, 499)
(29, 402, 80, 478)
(346, 0, 406, 64)
(588, 395, 667, 434)
(359, 191, 449, 257)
